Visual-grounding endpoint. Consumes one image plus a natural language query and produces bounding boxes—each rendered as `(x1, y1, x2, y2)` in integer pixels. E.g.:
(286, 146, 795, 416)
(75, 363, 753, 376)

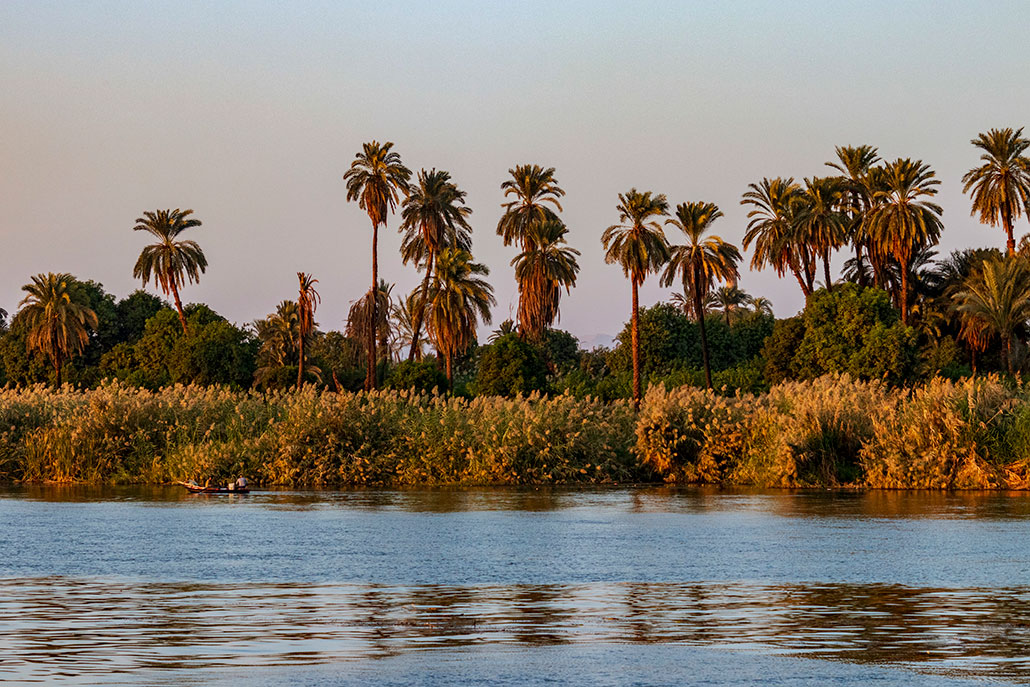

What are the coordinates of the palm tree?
(602, 189, 670, 408)
(962, 127, 1030, 257)
(827, 145, 881, 286)
(488, 319, 517, 342)
(953, 256, 1030, 375)
(19, 273, 98, 384)
(660, 201, 740, 388)
(496, 164, 565, 250)
(392, 289, 430, 361)
(749, 296, 774, 317)
(795, 177, 847, 291)
(511, 220, 581, 340)
(741, 178, 815, 298)
(343, 141, 412, 390)
(132, 208, 206, 333)
(254, 300, 302, 388)
(296, 272, 320, 389)
(399, 168, 472, 361)
(865, 158, 944, 324)
(425, 248, 496, 388)
(706, 285, 751, 326)
(346, 280, 395, 371)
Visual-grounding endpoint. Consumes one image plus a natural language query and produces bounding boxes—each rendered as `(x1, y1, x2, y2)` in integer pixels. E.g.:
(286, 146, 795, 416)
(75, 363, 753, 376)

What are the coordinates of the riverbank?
(1, 375, 1028, 489)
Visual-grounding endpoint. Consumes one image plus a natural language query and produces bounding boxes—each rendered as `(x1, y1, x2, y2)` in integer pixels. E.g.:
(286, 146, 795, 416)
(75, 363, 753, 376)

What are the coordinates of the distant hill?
(579, 333, 616, 351)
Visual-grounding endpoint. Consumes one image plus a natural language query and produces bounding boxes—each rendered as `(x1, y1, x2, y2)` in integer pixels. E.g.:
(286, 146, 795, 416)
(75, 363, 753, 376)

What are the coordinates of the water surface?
(1, 486, 1028, 684)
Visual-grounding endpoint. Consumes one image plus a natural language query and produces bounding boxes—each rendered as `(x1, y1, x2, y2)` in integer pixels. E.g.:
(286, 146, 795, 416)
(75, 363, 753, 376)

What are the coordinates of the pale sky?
(2, 1, 1029, 344)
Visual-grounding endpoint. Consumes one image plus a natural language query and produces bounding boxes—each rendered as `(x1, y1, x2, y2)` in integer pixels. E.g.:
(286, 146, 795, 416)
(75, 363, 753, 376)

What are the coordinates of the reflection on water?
(2, 577, 1030, 683)
(9, 484, 1030, 519)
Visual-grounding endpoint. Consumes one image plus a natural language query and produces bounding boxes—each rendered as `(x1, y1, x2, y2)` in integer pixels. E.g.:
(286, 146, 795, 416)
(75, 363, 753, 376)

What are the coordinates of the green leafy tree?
(602, 189, 670, 408)
(132, 208, 206, 333)
(18, 273, 98, 384)
(962, 127, 1030, 256)
(473, 333, 549, 397)
(385, 359, 448, 393)
(343, 141, 412, 390)
(399, 168, 473, 360)
(660, 201, 740, 388)
(425, 248, 495, 388)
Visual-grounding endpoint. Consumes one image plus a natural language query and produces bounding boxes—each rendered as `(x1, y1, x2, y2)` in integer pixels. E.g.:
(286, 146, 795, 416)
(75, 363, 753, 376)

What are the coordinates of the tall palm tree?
(511, 220, 581, 340)
(132, 208, 206, 333)
(296, 272, 320, 389)
(865, 158, 944, 324)
(399, 168, 472, 361)
(962, 127, 1030, 257)
(827, 145, 881, 286)
(602, 189, 670, 408)
(19, 273, 98, 384)
(741, 178, 815, 298)
(660, 201, 740, 388)
(953, 256, 1030, 375)
(392, 289, 431, 361)
(425, 248, 496, 388)
(343, 141, 412, 390)
(496, 164, 565, 250)
(795, 177, 847, 291)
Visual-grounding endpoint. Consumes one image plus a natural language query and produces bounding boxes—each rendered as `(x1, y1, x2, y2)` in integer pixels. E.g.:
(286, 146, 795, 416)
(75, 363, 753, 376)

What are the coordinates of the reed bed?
(3, 376, 1030, 488)
(0, 384, 637, 486)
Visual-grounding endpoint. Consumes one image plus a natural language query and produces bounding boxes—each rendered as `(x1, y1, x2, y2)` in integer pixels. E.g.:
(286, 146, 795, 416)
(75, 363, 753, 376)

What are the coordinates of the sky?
(2, 1, 1030, 345)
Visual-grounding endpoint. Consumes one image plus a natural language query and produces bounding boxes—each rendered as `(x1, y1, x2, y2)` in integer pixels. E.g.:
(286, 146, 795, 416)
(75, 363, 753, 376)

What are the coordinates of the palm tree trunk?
(297, 333, 305, 389)
(791, 267, 811, 299)
(823, 247, 833, 292)
(408, 251, 434, 362)
(445, 350, 453, 391)
(1004, 208, 1016, 257)
(696, 293, 712, 390)
(854, 242, 867, 288)
(366, 222, 378, 391)
(631, 279, 641, 411)
(900, 267, 909, 325)
(170, 282, 187, 334)
(54, 358, 62, 388)
(1006, 335, 1014, 376)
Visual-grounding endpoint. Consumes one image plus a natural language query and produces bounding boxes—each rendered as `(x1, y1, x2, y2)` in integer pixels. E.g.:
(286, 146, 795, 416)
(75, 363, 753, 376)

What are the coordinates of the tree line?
(4, 128, 1030, 404)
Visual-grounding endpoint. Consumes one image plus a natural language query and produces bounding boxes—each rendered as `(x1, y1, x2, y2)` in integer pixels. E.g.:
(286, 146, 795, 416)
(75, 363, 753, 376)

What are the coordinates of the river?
(1, 486, 1028, 685)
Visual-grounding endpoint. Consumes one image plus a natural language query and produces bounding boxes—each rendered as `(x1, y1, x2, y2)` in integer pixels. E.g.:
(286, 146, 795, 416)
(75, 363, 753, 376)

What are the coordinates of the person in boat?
(235, 476, 248, 490)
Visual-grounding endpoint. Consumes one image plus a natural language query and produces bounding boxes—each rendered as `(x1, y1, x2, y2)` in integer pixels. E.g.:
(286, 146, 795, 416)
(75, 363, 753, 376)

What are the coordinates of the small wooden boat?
(178, 481, 250, 494)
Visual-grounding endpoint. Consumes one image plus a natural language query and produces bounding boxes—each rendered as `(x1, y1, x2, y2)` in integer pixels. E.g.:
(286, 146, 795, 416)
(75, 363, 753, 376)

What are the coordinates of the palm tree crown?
(497, 164, 565, 249)
(132, 208, 206, 333)
(953, 256, 1030, 374)
(741, 177, 814, 297)
(426, 248, 496, 388)
(962, 127, 1030, 256)
(511, 220, 581, 340)
(19, 273, 98, 383)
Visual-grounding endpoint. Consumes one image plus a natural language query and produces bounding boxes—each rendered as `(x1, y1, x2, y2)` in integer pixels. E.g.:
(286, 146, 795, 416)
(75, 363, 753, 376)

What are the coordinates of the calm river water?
(1, 486, 1029, 685)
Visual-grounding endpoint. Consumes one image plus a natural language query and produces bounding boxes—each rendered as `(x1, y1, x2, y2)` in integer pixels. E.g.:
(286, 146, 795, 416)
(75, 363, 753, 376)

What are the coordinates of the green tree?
(660, 201, 740, 388)
(385, 359, 448, 393)
(512, 220, 581, 340)
(296, 272, 320, 389)
(473, 333, 549, 397)
(399, 168, 473, 361)
(865, 158, 944, 324)
(425, 248, 496, 388)
(132, 208, 207, 333)
(343, 141, 412, 390)
(602, 189, 670, 408)
(18, 273, 98, 384)
(952, 256, 1030, 375)
(962, 127, 1030, 257)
